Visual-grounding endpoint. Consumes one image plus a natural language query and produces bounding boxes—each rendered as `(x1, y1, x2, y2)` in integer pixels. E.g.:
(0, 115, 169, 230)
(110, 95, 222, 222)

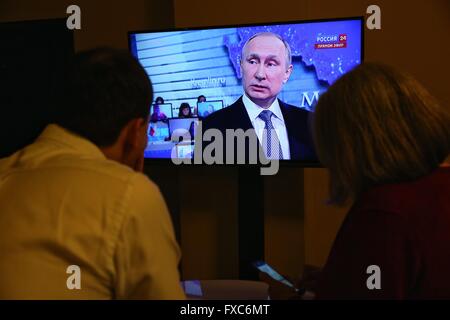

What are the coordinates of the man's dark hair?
(54, 47, 153, 146)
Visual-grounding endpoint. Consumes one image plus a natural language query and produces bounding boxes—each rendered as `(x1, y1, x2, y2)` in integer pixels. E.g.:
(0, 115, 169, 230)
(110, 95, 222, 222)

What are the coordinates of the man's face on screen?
(241, 34, 292, 108)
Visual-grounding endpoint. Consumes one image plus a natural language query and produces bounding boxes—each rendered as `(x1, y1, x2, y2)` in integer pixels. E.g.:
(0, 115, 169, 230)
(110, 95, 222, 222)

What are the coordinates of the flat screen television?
(129, 17, 363, 166)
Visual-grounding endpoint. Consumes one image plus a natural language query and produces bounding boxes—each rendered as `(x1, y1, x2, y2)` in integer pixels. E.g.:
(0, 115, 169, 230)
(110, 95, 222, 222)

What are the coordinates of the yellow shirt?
(0, 124, 185, 299)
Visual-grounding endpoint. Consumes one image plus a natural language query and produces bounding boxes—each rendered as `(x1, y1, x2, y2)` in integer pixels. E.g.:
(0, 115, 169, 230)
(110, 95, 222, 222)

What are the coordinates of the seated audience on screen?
(178, 102, 193, 118)
(264, 62, 450, 299)
(197, 95, 206, 103)
(0, 47, 185, 300)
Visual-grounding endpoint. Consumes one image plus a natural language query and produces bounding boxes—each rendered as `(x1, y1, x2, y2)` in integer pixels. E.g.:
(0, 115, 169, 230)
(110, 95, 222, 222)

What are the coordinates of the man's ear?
(284, 64, 293, 83)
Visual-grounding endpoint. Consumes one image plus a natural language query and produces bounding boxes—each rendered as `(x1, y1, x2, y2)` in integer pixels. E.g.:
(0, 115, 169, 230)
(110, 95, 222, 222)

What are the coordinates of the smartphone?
(253, 261, 297, 289)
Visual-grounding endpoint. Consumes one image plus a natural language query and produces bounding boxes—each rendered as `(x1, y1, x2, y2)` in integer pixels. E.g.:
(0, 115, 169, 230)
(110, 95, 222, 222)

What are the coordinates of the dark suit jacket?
(198, 97, 316, 163)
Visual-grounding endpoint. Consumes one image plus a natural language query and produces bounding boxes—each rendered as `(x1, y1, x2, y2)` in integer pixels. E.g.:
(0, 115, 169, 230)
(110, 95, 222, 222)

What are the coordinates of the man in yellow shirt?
(0, 48, 185, 299)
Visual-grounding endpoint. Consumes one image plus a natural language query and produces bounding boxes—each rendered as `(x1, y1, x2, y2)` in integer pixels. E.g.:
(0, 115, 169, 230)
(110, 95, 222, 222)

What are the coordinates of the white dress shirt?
(242, 93, 291, 160)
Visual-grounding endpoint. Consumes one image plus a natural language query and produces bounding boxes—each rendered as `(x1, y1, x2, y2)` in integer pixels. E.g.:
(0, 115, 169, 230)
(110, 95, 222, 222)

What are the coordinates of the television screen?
(197, 100, 224, 118)
(130, 17, 363, 164)
(145, 117, 198, 159)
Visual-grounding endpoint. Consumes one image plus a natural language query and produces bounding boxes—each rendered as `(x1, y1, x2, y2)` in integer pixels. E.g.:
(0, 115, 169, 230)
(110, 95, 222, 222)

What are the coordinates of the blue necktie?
(258, 110, 283, 160)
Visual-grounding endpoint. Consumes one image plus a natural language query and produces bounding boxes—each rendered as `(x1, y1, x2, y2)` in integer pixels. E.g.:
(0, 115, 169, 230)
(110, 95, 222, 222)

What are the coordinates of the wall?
(2, 0, 448, 281)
